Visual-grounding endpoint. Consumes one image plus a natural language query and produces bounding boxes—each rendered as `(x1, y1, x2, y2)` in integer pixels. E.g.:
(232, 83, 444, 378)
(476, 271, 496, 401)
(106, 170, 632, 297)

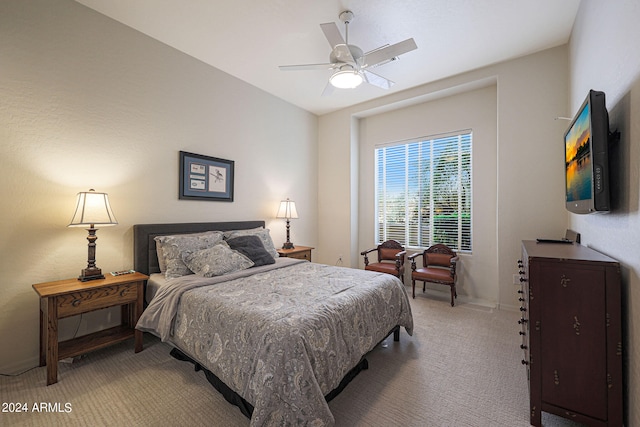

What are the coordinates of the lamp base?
(78, 267, 105, 282)
(282, 242, 295, 250)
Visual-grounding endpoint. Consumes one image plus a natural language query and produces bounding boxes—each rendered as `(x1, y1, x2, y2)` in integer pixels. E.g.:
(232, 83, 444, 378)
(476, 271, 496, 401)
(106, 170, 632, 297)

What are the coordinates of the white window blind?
(375, 131, 472, 252)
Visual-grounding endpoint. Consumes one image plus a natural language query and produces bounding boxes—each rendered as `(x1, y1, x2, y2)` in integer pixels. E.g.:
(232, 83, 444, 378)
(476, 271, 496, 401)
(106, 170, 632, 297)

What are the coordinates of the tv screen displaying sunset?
(565, 103, 592, 202)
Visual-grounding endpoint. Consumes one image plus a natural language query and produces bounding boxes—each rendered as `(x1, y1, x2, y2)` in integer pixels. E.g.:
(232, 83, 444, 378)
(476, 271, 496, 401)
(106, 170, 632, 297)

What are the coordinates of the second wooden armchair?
(361, 240, 406, 283)
(408, 243, 459, 306)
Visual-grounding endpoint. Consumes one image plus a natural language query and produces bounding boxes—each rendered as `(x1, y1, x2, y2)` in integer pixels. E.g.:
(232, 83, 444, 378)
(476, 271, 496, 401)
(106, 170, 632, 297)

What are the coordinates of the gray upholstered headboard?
(133, 221, 265, 275)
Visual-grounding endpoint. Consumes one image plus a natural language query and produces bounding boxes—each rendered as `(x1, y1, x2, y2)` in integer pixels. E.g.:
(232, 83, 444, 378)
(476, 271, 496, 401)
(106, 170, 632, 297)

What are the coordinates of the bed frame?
(133, 220, 398, 421)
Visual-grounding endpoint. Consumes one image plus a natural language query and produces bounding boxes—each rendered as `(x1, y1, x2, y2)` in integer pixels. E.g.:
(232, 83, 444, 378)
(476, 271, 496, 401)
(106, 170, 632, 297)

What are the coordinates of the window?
(375, 131, 472, 252)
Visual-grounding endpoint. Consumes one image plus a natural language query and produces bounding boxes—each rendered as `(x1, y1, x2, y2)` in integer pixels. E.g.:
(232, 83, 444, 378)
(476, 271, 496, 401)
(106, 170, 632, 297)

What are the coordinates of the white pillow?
(223, 227, 278, 259)
(154, 231, 224, 279)
(182, 242, 254, 277)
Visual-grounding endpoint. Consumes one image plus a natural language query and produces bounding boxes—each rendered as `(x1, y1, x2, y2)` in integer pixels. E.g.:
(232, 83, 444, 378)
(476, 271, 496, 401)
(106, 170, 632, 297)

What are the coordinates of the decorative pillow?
(156, 245, 167, 273)
(181, 242, 254, 277)
(226, 235, 275, 267)
(155, 231, 224, 279)
(223, 227, 279, 259)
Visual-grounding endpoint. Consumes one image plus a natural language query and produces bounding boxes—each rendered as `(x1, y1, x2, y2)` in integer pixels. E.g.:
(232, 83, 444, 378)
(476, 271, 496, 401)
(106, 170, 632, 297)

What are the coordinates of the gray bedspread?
(137, 259, 413, 427)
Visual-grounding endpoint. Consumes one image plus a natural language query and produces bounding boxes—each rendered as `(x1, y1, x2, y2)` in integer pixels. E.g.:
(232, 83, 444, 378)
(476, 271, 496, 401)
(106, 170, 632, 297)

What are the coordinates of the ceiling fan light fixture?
(329, 69, 363, 89)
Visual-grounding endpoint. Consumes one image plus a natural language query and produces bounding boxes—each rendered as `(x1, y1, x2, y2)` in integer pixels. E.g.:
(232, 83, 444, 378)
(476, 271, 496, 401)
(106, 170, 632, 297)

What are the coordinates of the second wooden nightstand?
(277, 245, 314, 262)
(32, 271, 148, 385)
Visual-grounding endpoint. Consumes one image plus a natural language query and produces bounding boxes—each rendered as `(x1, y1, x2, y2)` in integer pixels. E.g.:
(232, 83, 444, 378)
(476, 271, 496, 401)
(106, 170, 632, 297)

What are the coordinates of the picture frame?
(179, 151, 234, 201)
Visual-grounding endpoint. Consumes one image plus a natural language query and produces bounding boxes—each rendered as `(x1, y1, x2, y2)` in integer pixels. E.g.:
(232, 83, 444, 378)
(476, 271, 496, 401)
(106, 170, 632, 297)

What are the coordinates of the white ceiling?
(74, 0, 581, 115)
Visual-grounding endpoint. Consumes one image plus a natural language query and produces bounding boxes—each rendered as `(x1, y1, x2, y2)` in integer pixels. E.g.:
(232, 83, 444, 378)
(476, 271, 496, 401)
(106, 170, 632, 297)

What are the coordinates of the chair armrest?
(408, 251, 423, 271)
(361, 247, 377, 267)
(360, 247, 377, 256)
(394, 250, 407, 271)
(449, 256, 459, 277)
(408, 252, 422, 261)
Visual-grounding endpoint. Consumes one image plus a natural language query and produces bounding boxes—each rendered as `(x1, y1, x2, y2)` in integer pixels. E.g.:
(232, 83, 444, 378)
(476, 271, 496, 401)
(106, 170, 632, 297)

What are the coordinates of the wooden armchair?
(408, 243, 458, 306)
(361, 240, 406, 283)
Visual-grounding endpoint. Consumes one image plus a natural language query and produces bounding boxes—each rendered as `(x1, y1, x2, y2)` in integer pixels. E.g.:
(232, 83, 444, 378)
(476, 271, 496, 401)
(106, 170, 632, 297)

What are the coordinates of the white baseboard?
(407, 286, 498, 310)
(497, 303, 520, 312)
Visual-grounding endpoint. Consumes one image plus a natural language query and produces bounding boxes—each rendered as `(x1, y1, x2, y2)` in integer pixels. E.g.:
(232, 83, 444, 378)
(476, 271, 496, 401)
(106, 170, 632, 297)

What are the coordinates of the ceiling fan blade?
(321, 81, 335, 97)
(363, 38, 417, 68)
(279, 63, 337, 71)
(320, 22, 345, 49)
(363, 69, 395, 90)
(320, 22, 354, 63)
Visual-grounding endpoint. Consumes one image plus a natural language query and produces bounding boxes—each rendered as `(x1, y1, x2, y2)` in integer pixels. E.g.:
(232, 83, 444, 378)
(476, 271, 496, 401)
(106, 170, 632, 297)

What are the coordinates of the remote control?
(536, 238, 572, 244)
(111, 269, 135, 276)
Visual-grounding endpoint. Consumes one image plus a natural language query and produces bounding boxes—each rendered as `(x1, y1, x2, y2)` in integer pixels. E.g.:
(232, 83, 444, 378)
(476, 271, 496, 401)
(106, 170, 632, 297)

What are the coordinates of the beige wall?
(0, 0, 318, 373)
(567, 1, 640, 424)
(318, 46, 570, 310)
(357, 86, 498, 304)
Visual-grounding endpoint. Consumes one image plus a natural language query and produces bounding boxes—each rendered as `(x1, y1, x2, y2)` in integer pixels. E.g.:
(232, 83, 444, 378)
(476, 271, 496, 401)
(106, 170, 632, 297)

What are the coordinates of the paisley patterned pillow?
(155, 231, 224, 279)
(181, 241, 254, 277)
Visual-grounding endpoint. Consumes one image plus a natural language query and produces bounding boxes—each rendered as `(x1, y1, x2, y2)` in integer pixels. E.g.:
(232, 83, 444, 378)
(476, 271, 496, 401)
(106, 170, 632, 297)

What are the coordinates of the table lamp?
(68, 189, 118, 281)
(276, 198, 298, 249)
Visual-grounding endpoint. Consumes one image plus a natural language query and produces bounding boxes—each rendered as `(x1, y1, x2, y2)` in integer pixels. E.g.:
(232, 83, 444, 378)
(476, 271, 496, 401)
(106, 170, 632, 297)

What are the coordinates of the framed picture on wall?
(179, 151, 234, 201)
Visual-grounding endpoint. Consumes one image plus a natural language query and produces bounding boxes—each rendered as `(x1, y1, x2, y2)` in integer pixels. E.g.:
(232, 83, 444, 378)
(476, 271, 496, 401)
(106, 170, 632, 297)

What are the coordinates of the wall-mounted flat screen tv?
(564, 90, 610, 214)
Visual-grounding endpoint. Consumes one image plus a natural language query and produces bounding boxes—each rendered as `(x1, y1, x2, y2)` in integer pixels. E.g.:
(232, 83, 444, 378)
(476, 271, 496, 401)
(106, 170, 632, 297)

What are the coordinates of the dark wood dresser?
(518, 240, 622, 426)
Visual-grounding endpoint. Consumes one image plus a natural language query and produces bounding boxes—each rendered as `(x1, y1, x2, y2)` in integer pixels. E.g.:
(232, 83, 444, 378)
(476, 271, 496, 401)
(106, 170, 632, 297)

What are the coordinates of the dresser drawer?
(287, 250, 311, 261)
(57, 282, 138, 318)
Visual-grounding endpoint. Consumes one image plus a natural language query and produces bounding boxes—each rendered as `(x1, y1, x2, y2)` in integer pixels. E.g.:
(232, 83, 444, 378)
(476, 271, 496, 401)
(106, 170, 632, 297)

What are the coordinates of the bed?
(133, 221, 413, 427)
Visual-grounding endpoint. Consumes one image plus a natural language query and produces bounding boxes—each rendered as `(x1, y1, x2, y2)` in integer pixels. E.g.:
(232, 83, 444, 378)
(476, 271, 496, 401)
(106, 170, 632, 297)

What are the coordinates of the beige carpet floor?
(1, 290, 583, 426)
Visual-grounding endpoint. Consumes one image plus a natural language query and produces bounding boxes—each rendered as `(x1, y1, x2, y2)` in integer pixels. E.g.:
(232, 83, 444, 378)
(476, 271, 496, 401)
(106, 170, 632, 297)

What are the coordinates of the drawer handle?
(573, 316, 581, 335)
(72, 299, 81, 307)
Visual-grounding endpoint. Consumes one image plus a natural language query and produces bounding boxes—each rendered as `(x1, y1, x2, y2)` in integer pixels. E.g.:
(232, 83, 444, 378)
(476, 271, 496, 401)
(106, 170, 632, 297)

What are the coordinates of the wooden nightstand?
(32, 271, 148, 385)
(277, 245, 314, 262)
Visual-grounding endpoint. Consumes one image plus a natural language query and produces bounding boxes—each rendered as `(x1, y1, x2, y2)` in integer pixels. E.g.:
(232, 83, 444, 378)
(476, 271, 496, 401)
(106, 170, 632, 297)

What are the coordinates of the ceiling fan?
(279, 10, 417, 95)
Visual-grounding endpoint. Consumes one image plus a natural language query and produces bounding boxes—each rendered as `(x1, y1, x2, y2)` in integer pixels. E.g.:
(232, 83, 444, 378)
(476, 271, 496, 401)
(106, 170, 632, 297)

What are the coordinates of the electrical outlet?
(336, 254, 343, 266)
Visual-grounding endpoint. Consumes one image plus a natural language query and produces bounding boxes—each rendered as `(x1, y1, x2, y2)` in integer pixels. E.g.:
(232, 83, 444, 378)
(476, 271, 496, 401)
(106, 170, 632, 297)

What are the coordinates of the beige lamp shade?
(276, 198, 298, 219)
(68, 189, 118, 227)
